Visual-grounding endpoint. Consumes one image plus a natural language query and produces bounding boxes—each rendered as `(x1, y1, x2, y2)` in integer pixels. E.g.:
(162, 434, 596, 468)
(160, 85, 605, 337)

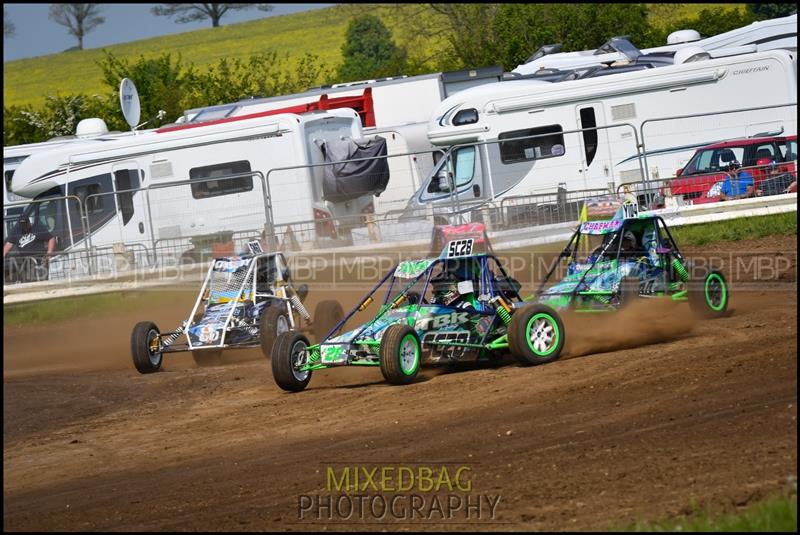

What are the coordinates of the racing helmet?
(431, 275, 460, 306)
(621, 230, 637, 250)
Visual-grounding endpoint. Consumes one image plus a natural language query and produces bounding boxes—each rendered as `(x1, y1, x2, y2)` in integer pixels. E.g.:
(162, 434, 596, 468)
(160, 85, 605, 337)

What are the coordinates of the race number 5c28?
(447, 239, 474, 257)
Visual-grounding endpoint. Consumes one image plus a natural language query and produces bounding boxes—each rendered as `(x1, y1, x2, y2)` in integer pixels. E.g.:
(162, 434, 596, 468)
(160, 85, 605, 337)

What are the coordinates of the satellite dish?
(119, 78, 141, 130)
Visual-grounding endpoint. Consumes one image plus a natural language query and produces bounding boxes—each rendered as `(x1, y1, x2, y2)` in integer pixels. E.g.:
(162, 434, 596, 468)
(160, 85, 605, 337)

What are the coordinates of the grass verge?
(3, 289, 193, 328)
(668, 211, 797, 246)
(624, 491, 797, 531)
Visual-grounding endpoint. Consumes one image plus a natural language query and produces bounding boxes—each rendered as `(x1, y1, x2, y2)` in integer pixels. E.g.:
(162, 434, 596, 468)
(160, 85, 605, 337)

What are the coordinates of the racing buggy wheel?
(509, 304, 565, 366)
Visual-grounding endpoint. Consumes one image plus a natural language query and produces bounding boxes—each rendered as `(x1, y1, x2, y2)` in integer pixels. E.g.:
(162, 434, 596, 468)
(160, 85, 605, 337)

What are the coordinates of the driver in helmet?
(620, 230, 638, 255)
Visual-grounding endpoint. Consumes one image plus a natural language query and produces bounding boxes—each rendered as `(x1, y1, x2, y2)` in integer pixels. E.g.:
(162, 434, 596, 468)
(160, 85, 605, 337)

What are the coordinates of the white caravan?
(513, 13, 797, 75)
(178, 67, 504, 215)
(408, 48, 797, 211)
(3, 118, 129, 238)
(10, 109, 379, 258)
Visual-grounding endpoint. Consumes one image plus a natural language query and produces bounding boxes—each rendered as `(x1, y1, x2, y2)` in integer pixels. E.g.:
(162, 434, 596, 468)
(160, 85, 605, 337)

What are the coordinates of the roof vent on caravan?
(667, 29, 702, 45)
(525, 43, 563, 63)
(674, 46, 711, 64)
(75, 118, 109, 138)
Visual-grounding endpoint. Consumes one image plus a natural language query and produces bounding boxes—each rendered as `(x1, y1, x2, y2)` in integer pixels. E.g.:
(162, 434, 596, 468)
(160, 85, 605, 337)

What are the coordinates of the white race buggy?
(131, 241, 343, 373)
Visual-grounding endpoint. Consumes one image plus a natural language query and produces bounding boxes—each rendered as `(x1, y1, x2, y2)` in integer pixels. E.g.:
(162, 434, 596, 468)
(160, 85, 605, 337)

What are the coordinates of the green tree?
(663, 8, 757, 43)
(151, 4, 272, 28)
(746, 4, 797, 20)
(3, 93, 114, 145)
(337, 15, 406, 82)
(429, 4, 500, 68)
(501, 4, 654, 70)
(97, 51, 197, 127)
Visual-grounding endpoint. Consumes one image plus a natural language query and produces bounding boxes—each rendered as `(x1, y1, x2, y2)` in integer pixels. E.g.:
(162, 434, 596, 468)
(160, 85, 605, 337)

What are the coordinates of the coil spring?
(595, 294, 611, 304)
(161, 325, 184, 348)
(496, 306, 512, 325)
(290, 294, 310, 321)
(672, 258, 689, 282)
(308, 350, 320, 364)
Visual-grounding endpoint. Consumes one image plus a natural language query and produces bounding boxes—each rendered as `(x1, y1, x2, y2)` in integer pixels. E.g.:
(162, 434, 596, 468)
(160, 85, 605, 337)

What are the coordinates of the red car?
(668, 135, 797, 204)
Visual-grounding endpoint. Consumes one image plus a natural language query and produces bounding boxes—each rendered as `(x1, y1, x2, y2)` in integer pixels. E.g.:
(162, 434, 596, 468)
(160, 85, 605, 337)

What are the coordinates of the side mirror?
(675, 168, 683, 177)
(437, 170, 453, 192)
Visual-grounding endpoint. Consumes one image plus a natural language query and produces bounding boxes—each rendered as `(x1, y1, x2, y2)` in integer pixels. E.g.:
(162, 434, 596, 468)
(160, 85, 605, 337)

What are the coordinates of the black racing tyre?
(313, 300, 344, 343)
(689, 268, 729, 319)
(260, 304, 291, 359)
(131, 321, 163, 374)
(619, 276, 641, 309)
(192, 348, 223, 367)
(379, 324, 421, 385)
(508, 304, 565, 366)
(271, 331, 312, 392)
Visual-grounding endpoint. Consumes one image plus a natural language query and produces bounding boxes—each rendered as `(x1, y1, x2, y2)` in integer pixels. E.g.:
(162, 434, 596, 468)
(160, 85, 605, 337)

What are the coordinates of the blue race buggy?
(269, 237, 564, 392)
(131, 242, 343, 373)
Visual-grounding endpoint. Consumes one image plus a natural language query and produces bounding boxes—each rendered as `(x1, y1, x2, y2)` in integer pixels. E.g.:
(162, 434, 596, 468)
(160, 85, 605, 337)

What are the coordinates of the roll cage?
(536, 215, 686, 302)
(318, 253, 523, 346)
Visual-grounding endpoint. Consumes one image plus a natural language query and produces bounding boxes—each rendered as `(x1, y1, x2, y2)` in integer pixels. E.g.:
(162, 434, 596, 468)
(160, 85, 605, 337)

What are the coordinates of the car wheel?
(689, 268, 729, 319)
(313, 300, 344, 343)
(379, 324, 420, 385)
(271, 331, 312, 392)
(131, 321, 163, 374)
(260, 304, 291, 359)
(508, 304, 565, 366)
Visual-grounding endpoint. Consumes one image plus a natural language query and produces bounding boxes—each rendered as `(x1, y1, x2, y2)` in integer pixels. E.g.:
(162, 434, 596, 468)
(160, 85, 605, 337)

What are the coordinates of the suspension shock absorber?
(289, 293, 311, 321)
(490, 296, 513, 325)
(672, 258, 689, 282)
(161, 324, 185, 348)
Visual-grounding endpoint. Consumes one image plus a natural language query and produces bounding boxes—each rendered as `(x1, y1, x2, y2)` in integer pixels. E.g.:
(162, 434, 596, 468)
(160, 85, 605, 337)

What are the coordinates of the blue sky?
(3, 3, 334, 62)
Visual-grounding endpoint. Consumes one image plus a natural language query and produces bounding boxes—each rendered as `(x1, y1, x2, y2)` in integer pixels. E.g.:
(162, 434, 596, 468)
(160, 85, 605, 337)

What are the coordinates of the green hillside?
(3, 5, 451, 108)
(3, 3, 747, 109)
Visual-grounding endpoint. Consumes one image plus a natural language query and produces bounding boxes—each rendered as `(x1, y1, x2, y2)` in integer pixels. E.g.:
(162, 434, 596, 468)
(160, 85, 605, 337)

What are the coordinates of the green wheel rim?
(704, 273, 727, 312)
(526, 313, 560, 357)
(399, 334, 420, 375)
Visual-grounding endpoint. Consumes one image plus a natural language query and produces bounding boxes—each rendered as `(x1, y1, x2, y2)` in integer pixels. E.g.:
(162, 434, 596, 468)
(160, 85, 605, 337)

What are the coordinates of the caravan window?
(579, 108, 598, 167)
(114, 169, 142, 226)
(190, 160, 253, 199)
(68, 174, 116, 239)
(73, 183, 104, 215)
(426, 147, 476, 194)
(499, 125, 565, 164)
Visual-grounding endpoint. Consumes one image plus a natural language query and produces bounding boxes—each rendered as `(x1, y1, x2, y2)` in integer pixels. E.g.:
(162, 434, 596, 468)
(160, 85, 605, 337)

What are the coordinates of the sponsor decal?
(213, 257, 252, 272)
(198, 324, 221, 343)
(580, 220, 622, 233)
(415, 311, 470, 331)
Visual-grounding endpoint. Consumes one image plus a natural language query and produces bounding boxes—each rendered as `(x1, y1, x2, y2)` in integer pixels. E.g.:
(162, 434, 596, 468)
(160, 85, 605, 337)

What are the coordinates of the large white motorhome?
(408, 47, 797, 211)
(3, 119, 130, 239)
(513, 13, 797, 75)
(178, 67, 504, 215)
(10, 109, 383, 262)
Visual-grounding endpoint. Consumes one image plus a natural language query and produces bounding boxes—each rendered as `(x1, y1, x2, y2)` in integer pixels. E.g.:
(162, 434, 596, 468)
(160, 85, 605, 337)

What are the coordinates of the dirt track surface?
(3, 237, 797, 531)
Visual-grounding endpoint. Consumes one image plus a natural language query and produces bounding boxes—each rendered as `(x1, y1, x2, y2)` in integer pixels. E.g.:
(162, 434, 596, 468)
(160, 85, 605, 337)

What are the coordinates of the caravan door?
(576, 104, 614, 191)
